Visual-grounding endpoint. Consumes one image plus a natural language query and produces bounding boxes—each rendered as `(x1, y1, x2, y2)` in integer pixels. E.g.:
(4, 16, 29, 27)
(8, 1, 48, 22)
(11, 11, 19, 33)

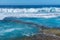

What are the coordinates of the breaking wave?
(0, 7, 60, 20)
(0, 7, 60, 13)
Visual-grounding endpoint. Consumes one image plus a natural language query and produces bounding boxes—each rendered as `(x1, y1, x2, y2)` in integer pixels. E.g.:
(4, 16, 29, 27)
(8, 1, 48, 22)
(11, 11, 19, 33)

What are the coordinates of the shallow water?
(0, 19, 39, 39)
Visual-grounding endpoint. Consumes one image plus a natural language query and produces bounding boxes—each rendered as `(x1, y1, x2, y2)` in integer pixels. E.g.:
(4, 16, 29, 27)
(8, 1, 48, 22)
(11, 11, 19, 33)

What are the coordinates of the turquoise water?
(0, 16, 60, 40)
(0, 19, 39, 39)
(15, 17, 60, 28)
(0, 16, 60, 39)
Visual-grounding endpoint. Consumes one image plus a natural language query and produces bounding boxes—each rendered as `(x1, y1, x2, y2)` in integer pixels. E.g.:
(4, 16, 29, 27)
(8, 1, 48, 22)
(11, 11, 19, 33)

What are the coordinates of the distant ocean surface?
(0, 5, 60, 8)
(0, 5, 60, 40)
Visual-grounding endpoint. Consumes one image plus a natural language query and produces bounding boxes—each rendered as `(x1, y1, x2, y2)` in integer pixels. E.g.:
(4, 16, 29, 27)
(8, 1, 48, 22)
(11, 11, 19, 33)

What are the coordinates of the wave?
(0, 7, 60, 13)
(0, 8, 60, 20)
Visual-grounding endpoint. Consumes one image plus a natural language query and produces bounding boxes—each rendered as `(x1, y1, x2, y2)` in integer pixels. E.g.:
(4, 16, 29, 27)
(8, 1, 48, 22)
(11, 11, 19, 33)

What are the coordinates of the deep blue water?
(0, 5, 60, 8)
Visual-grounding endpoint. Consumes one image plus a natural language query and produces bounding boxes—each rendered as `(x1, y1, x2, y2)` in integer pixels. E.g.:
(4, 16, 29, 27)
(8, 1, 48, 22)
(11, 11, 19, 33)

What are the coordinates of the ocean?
(0, 5, 60, 40)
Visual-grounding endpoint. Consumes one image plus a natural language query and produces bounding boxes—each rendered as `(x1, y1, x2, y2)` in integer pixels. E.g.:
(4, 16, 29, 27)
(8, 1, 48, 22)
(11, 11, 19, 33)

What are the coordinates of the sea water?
(0, 6, 60, 39)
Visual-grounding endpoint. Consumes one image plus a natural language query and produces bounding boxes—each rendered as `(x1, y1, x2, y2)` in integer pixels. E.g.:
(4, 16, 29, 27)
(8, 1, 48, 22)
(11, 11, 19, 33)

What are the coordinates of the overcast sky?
(0, 0, 60, 5)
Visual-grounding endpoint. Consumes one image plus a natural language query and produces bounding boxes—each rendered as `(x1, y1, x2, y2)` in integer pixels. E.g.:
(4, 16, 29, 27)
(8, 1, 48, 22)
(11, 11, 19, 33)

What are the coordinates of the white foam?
(0, 13, 60, 20)
(0, 8, 60, 20)
(0, 28, 24, 34)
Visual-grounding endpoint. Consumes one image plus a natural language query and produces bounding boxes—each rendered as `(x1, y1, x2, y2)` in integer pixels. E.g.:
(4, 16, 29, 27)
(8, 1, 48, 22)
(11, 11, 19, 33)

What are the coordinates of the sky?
(0, 0, 60, 5)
